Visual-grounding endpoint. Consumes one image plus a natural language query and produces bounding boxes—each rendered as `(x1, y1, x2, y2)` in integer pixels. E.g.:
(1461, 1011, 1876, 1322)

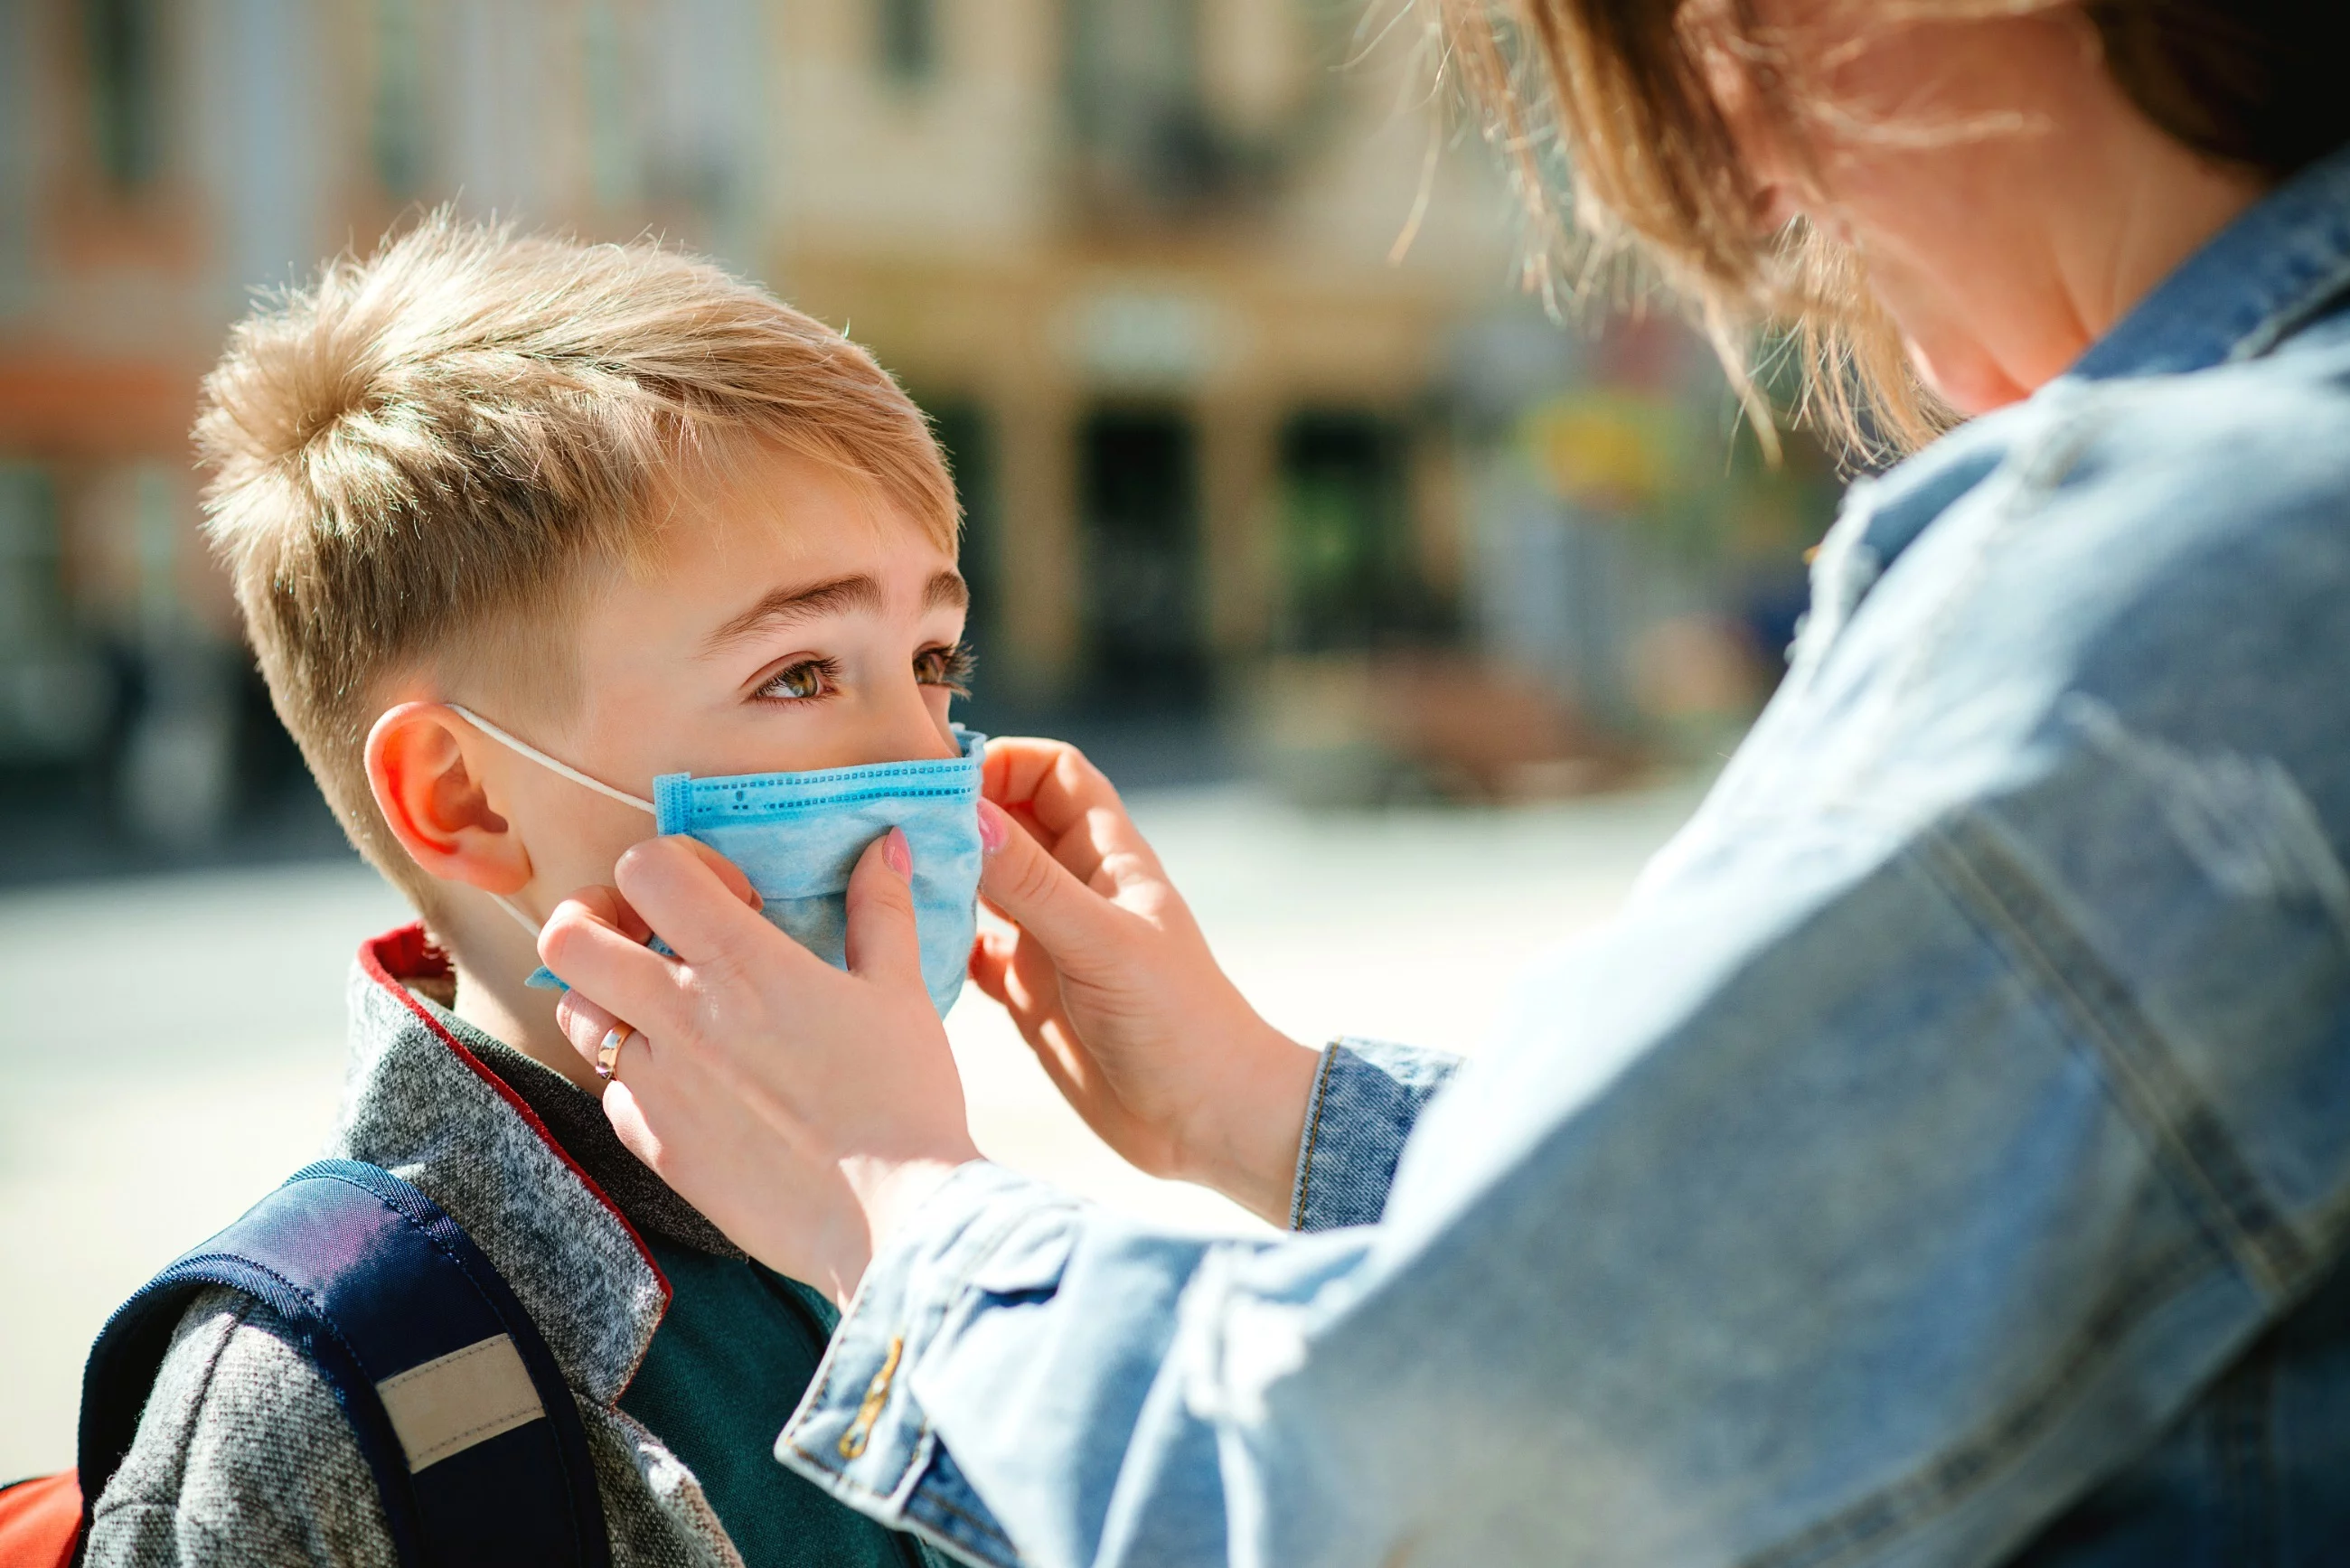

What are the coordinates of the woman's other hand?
(970, 737, 1321, 1225)
(541, 831, 980, 1303)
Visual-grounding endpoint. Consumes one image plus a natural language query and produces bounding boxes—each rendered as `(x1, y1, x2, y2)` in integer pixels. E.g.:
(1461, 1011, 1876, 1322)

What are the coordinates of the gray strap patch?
(376, 1334, 547, 1471)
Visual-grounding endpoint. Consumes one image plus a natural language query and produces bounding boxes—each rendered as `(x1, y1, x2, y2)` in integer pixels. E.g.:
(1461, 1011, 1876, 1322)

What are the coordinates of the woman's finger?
(540, 891, 692, 1035)
(966, 928, 1013, 1006)
(597, 1078, 667, 1171)
(980, 736, 1101, 816)
(996, 741, 1170, 896)
(977, 806, 1133, 967)
(671, 835, 764, 913)
(612, 835, 784, 966)
(555, 881, 655, 945)
(968, 926, 1063, 1040)
(983, 738, 1161, 867)
(538, 845, 757, 1013)
(967, 926, 1051, 1016)
(553, 987, 623, 1069)
(981, 739, 1116, 882)
(843, 829, 926, 994)
(1019, 1012, 1114, 1123)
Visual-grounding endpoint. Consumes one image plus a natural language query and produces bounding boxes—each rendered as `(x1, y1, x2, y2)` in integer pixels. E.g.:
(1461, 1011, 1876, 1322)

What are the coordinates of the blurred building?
(0, 0, 1829, 859)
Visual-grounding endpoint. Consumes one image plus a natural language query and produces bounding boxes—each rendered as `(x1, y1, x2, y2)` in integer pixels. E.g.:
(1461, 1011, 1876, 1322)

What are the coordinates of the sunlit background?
(0, 0, 1841, 1471)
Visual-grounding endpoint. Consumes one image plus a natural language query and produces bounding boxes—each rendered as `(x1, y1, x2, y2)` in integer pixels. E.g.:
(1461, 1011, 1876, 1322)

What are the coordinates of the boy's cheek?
(525, 803, 663, 901)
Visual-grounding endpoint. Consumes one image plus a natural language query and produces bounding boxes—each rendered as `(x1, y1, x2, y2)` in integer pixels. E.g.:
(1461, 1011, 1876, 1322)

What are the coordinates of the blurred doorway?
(1276, 410, 1423, 651)
(1078, 407, 1207, 708)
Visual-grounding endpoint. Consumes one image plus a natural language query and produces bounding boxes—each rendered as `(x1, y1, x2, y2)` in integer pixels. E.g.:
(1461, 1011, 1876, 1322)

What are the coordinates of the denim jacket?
(774, 148, 2350, 1568)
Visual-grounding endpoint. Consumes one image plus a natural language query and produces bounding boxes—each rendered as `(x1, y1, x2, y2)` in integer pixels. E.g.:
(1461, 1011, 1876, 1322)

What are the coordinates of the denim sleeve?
(1287, 1038, 1461, 1232)
(774, 717, 2350, 1568)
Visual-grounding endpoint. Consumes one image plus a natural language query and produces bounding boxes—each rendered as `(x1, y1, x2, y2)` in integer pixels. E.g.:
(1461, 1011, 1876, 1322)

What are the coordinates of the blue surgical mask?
(450, 706, 984, 1017)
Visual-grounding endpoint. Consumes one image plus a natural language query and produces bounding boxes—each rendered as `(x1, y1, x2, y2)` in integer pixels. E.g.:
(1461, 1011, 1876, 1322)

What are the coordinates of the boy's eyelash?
(917, 641, 977, 696)
(751, 643, 973, 704)
(753, 655, 842, 702)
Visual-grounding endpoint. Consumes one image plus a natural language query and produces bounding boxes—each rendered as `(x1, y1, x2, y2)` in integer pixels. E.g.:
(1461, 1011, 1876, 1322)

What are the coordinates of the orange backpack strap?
(0, 1471, 83, 1568)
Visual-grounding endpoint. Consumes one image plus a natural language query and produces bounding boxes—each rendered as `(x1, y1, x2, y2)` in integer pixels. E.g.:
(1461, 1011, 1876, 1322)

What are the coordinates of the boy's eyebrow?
(703, 574, 884, 652)
(701, 569, 969, 653)
(924, 570, 969, 612)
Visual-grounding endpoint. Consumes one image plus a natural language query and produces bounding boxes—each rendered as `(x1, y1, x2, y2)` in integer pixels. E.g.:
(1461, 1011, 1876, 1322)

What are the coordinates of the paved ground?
(0, 776, 1704, 1477)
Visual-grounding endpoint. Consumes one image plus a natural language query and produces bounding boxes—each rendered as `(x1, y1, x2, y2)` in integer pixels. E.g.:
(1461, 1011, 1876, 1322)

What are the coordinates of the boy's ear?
(365, 702, 533, 895)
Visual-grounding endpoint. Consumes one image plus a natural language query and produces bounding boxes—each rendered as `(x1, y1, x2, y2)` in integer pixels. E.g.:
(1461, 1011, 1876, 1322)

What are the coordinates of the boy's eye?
(755, 657, 839, 702)
(913, 641, 976, 697)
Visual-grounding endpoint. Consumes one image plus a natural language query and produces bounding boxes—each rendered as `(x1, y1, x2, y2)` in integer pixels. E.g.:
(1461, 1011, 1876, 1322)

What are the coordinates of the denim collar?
(2070, 142, 2350, 381)
(1800, 145, 2350, 659)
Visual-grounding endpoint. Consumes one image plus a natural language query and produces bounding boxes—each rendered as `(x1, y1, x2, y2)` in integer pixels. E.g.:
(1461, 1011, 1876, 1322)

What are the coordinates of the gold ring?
(596, 1025, 634, 1082)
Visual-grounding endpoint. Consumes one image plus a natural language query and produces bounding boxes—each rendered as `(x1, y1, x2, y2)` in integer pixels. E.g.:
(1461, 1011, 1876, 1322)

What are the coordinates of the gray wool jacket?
(82, 925, 747, 1568)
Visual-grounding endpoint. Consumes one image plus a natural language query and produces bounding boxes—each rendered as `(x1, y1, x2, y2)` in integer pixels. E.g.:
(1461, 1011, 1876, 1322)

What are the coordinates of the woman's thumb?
(978, 801, 1118, 961)
(844, 829, 925, 991)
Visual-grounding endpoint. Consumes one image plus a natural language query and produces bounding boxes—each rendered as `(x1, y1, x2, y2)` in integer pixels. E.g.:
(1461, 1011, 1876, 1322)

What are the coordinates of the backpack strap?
(76, 1160, 609, 1568)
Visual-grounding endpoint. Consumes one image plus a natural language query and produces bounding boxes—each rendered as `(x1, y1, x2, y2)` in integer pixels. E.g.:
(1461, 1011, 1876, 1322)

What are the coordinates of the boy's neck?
(451, 962, 608, 1095)
(431, 906, 608, 1095)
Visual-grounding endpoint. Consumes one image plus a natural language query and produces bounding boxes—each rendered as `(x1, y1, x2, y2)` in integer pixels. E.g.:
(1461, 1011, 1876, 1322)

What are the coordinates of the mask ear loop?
(443, 703, 661, 944)
(446, 704, 659, 815)
(488, 891, 547, 940)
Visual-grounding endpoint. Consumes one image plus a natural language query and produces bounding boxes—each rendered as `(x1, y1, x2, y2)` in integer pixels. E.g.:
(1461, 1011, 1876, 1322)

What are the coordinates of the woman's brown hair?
(1430, 0, 2345, 460)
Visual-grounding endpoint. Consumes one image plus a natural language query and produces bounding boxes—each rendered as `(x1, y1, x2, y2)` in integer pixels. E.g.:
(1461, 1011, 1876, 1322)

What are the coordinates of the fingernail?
(883, 826, 912, 878)
(977, 798, 1009, 856)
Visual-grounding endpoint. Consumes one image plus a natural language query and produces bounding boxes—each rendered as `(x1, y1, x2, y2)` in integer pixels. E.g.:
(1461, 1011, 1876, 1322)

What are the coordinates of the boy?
(85, 215, 973, 1566)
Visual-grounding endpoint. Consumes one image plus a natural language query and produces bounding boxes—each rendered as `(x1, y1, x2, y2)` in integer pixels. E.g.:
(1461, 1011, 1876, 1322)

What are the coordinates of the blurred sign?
(1057, 289, 1236, 390)
(1519, 391, 1687, 513)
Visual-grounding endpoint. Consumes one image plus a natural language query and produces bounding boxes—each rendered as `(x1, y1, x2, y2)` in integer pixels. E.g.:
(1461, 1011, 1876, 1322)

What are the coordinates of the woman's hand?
(970, 738, 1322, 1225)
(540, 831, 979, 1303)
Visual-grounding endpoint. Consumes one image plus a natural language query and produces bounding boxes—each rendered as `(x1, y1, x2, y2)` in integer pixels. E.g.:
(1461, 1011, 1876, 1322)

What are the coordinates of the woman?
(541, 3, 2350, 1563)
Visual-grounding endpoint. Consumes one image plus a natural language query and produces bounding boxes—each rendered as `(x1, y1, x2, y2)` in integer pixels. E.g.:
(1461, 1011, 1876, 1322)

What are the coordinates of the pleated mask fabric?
(647, 728, 985, 1017)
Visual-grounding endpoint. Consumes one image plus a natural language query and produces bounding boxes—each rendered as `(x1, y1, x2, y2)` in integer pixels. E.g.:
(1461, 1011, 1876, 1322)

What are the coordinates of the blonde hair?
(195, 211, 956, 903)
(1428, 0, 2333, 461)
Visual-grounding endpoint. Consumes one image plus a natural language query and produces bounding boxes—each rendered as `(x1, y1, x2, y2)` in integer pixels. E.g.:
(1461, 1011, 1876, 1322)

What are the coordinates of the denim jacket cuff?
(1288, 1037, 1462, 1232)
(775, 1160, 1074, 1568)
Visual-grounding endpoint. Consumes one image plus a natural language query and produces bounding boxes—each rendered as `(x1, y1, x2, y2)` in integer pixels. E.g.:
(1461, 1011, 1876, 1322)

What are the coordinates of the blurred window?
(1064, 0, 1221, 213)
(1079, 407, 1207, 707)
(1276, 411, 1424, 652)
(636, 0, 757, 262)
(0, 1, 29, 296)
(0, 465, 111, 765)
(1063, 0, 1341, 220)
(371, 0, 431, 198)
(82, 0, 162, 191)
(0, 467, 67, 652)
(878, 0, 938, 85)
(584, 0, 641, 210)
(1066, 0, 1199, 121)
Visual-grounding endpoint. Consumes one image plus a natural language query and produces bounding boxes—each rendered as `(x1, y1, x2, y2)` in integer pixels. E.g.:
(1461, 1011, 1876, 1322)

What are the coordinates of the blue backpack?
(0, 1160, 606, 1568)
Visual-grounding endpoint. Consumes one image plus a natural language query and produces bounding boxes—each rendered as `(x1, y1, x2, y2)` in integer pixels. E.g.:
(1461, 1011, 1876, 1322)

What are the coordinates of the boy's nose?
(866, 685, 963, 765)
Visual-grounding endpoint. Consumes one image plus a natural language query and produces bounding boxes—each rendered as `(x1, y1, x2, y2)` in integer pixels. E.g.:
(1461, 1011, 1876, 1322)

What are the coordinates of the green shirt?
(457, 1023, 935, 1568)
(621, 1239, 928, 1568)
